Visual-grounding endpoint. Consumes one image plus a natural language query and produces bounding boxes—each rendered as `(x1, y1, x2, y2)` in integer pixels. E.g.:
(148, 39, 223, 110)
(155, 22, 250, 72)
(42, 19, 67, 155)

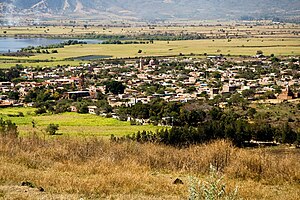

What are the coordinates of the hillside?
(0, 0, 300, 23)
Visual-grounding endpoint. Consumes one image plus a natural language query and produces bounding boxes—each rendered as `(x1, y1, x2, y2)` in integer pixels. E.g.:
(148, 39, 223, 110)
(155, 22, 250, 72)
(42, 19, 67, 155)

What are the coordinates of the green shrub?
(46, 124, 59, 135)
(0, 118, 18, 138)
(188, 164, 240, 200)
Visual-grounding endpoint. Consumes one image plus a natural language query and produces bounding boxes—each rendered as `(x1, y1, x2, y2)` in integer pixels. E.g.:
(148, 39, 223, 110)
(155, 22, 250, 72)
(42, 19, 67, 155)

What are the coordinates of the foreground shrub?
(189, 165, 240, 200)
(0, 118, 18, 138)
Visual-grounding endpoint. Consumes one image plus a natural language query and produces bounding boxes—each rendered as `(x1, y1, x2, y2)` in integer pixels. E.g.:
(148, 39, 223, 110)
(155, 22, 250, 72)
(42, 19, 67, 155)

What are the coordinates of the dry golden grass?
(0, 136, 299, 199)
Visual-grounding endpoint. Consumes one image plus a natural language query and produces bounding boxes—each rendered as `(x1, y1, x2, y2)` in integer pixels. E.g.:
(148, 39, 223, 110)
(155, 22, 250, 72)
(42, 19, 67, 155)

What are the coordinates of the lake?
(0, 37, 102, 53)
(73, 55, 112, 60)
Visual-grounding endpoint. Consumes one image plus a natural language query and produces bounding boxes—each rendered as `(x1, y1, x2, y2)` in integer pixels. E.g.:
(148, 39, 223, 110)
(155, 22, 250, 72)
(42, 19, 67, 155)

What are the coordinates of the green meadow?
(0, 107, 161, 137)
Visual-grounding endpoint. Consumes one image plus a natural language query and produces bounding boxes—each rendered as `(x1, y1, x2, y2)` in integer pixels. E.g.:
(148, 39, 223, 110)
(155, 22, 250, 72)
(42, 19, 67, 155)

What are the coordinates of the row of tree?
(113, 120, 299, 147)
(102, 40, 154, 45)
(85, 32, 206, 41)
(114, 100, 300, 147)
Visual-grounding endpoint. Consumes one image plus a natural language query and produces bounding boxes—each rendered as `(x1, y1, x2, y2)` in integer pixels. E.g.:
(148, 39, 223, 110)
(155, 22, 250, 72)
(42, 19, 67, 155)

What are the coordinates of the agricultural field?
(0, 60, 81, 69)
(0, 37, 299, 68)
(0, 107, 160, 137)
(1, 23, 299, 38)
(0, 23, 299, 69)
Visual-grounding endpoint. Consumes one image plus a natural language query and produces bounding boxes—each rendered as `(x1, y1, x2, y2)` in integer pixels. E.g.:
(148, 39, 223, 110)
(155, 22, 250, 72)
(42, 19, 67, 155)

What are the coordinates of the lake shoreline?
(0, 37, 103, 53)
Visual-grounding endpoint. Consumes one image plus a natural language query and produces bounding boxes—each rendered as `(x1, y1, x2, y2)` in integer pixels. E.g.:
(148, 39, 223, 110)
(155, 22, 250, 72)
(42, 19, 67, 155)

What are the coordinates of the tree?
(247, 108, 257, 119)
(279, 122, 297, 144)
(187, 86, 197, 93)
(271, 56, 280, 63)
(46, 124, 59, 135)
(77, 101, 89, 114)
(212, 72, 221, 79)
(256, 50, 263, 55)
(7, 91, 20, 100)
(5, 67, 21, 81)
(131, 102, 150, 119)
(228, 93, 248, 109)
(105, 81, 125, 95)
(262, 91, 276, 100)
(242, 89, 255, 99)
(252, 123, 274, 142)
(35, 107, 47, 115)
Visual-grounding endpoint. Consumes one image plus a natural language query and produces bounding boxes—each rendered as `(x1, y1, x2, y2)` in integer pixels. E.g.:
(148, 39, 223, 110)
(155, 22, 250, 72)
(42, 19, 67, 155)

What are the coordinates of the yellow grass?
(18, 38, 300, 59)
(0, 138, 299, 199)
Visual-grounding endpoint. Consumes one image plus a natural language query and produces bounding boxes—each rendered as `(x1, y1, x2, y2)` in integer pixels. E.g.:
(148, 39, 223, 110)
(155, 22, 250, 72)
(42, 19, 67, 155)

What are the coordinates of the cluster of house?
(0, 55, 299, 113)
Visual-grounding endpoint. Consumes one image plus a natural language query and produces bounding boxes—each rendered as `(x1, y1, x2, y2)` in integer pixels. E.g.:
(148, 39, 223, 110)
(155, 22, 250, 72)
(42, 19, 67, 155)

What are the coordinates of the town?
(0, 53, 299, 116)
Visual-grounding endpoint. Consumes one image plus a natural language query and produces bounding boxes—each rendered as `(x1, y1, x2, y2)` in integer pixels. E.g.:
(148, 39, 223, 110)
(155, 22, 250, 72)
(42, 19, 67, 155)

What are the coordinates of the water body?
(0, 37, 102, 53)
(73, 55, 112, 61)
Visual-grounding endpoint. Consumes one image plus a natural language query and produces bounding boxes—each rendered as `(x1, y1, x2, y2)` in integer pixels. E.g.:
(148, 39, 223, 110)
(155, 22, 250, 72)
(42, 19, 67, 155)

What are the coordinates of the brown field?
(0, 137, 299, 199)
(1, 23, 300, 39)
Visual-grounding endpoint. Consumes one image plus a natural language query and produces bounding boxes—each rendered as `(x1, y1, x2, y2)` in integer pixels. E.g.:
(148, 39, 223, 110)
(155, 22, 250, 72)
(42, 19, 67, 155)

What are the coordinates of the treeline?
(1, 52, 34, 57)
(114, 99, 300, 147)
(117, 99, 211, 126)
(113, 117, 299, 147)
(102, 40, 154, 45)
(85, 33, 206, 41)
(20, 40, 87, 53)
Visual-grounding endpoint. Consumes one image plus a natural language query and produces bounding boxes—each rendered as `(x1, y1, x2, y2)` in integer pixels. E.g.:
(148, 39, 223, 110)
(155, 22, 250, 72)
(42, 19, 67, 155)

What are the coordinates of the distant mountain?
(1, 0, 300, 23)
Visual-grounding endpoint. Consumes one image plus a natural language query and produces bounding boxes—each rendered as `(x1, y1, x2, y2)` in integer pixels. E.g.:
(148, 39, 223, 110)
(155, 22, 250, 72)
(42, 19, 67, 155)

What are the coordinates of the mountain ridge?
(1, 0, 300, 23)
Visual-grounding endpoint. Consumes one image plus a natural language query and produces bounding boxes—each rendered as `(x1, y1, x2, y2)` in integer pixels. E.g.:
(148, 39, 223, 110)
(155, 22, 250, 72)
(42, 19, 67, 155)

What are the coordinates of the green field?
(0, 37, 299, 68)
(0, 107, 161, 137)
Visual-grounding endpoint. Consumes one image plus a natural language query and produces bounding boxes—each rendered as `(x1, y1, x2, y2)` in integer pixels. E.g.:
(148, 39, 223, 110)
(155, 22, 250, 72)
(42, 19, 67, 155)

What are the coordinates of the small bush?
(46, 124, 59, 135)
(35, 107, 47, 115)
(18, 112, 24, 117)
(0, 119, 18, 138)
